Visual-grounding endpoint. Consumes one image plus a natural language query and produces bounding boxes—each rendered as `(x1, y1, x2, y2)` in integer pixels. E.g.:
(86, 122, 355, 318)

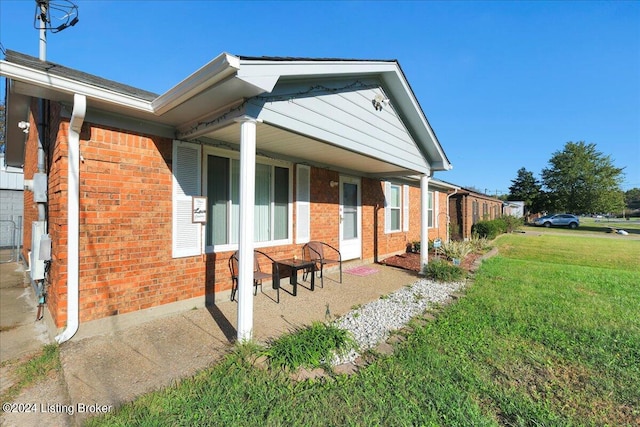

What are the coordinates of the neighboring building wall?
(448, 190, 504, 240)
(504, 201, 524, 217)
(0, 154, 24, 250)
(0, 190, 23, 249)
(35, 107, 450, 328)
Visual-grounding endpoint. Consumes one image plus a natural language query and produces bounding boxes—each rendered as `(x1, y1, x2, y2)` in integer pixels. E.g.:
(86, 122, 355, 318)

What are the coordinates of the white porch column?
(420, 173, 431, 272)
(236, 117, 257, 342)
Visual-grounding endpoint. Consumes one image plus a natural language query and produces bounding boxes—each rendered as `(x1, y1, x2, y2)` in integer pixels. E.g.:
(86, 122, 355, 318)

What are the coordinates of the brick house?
(1, 51, 452, 342)
(448, 186, 505, 240)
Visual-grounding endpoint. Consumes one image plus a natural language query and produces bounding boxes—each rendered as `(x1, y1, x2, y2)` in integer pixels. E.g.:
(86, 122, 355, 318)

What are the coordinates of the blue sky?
(1, 1, 639, 194)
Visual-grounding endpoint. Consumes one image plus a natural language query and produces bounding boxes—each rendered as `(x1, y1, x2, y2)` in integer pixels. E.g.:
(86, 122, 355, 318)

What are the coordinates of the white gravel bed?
(331, 278, 466, 365)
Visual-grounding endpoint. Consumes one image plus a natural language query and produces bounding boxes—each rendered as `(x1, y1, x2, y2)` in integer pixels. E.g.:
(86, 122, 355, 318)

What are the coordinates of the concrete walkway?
(1, 260, 420, 426)
(0, 261, 51, 364)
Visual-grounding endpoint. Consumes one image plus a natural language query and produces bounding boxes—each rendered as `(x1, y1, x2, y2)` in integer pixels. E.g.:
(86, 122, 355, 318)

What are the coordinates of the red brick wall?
(41, 116, 213, 326)
(432, 189, 451, 242)
(21, 99, 41, 263)
(309, 167, 340, 246)
(44, 102, 66, 322)
(448, 191, 503, 240)
(38, 113, 454, 326)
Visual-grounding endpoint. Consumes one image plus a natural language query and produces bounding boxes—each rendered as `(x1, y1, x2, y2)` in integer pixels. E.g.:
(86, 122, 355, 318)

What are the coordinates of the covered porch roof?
(1, 50, 452, 177)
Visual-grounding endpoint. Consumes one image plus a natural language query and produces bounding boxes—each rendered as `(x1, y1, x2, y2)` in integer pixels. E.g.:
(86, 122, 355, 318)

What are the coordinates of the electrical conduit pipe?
(55, 94, 86, 344)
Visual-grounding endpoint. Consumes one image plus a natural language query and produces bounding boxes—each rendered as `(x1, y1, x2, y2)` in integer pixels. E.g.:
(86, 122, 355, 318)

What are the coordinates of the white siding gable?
(250, 79, 429, 174)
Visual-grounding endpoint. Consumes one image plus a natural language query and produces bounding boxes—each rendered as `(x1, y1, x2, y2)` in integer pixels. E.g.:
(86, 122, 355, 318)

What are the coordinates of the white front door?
(339, 176, 361, 260)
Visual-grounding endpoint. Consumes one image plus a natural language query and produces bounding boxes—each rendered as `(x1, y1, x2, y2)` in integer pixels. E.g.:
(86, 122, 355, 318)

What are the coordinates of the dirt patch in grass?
(492, 356, 639, 426)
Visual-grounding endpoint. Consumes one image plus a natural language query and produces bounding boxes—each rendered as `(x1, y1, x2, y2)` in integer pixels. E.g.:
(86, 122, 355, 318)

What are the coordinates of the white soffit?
(206, 122, 414, 176)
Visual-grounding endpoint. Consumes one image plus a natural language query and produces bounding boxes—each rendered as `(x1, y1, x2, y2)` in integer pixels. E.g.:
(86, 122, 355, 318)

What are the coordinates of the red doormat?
(345, 266, 379, 276)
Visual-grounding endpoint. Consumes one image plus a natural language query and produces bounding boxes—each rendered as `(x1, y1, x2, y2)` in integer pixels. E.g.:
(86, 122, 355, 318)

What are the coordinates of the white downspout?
(55, 94, 86, 344)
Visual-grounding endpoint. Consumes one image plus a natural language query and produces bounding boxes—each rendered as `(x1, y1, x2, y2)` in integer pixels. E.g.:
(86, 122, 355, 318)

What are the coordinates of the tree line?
(507, 141, 637, 217)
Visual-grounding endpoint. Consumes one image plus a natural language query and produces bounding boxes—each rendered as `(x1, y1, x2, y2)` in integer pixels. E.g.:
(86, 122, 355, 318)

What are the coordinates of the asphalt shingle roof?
(4, 50, 159, 101)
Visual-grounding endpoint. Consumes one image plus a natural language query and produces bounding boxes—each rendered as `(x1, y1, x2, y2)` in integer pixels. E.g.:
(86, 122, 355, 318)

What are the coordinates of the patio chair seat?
(229, 250, 280, 303)
(302, 241, 342, 287)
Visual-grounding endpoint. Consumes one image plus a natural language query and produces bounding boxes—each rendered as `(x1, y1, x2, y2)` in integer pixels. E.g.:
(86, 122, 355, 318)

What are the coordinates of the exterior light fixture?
(372, 94, 390, 111)
(18, 121, 31, 133)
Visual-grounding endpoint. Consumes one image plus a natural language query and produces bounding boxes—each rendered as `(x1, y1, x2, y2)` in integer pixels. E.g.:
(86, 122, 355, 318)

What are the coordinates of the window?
(472, 200, 480, 224)
(205, 151, 291, 250)
(385, 183, 416, 233)
(389, 184, 401, 231)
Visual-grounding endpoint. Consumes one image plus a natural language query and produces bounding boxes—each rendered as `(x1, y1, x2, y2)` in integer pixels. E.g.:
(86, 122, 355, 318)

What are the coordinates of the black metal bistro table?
(273, 258, 315, 296)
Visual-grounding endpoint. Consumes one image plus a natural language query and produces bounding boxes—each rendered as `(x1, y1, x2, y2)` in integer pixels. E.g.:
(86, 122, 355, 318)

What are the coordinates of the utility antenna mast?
(34, 0, 79, 61)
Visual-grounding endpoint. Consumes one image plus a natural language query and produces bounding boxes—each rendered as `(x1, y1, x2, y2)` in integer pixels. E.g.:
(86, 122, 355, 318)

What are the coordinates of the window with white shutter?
(172, 141, 202, 258)
(385, 182, 412, 233)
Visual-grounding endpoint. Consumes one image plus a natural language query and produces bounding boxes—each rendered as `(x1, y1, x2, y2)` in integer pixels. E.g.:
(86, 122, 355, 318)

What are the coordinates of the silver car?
(534, 214, 580, 229)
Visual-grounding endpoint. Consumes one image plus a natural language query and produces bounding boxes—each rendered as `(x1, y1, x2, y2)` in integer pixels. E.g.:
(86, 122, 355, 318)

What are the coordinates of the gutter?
(0, 60, 153, 113)
(55, 93, 86, 344)
(152, 53, 240, 115)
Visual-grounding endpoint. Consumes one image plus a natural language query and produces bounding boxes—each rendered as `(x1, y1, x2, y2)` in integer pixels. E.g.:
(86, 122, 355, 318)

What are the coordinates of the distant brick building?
(448, 188, 504, 240)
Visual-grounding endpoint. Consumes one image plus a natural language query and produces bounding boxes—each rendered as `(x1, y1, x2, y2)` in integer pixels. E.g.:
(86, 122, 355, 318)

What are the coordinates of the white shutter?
(384, 181, 391, 234)
(403, 185, 410, 232)
(172, 141, 202, 258)
(296, 165, 310, 243)
(433, 190, 438, 229)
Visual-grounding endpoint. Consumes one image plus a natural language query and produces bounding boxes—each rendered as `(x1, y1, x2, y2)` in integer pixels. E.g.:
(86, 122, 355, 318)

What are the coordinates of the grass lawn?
(526, 216, 640, 236)
(88, 234, 640, 426)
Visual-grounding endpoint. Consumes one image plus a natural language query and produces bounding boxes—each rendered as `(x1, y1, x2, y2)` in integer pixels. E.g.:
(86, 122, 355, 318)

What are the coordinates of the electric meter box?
(33, 173, 48, 203)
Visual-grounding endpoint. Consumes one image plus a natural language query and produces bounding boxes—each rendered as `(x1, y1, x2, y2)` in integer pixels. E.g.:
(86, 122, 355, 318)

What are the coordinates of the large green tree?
(541, 141, 625, 214)
(508, 167, 542, 215)
(625, 188, 640, 211)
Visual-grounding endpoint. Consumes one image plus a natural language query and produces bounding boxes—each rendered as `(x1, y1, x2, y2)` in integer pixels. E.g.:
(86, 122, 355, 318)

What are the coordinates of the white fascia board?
(236, 59, 399, 93)
(428, 178, 461, 191)
(152, 53, 241, 115)
(400, 176, 460, 189)
(0, 60, 153, 113)
(382, 71, 452, 173)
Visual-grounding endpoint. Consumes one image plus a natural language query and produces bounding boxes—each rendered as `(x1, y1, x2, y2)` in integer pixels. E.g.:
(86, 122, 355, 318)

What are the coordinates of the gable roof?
(1, 50, 452, 175)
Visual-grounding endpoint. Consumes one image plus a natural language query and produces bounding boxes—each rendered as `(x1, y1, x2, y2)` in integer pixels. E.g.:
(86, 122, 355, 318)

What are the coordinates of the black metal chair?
(229, 250, 280, 303)
(302, 241, 342, 287)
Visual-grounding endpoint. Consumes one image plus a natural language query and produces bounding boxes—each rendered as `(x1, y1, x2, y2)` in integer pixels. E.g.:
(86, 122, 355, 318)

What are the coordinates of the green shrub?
(471, 220, 500, 239)
(406, 241, 422, 253)
(469, 233, 492, 252)
(422, 259, 465, 282)
(264, 322, 355, 370)
(500, 215, 524, 233)
(471, 216, 523, 239)
(440, 240, 473, 261)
